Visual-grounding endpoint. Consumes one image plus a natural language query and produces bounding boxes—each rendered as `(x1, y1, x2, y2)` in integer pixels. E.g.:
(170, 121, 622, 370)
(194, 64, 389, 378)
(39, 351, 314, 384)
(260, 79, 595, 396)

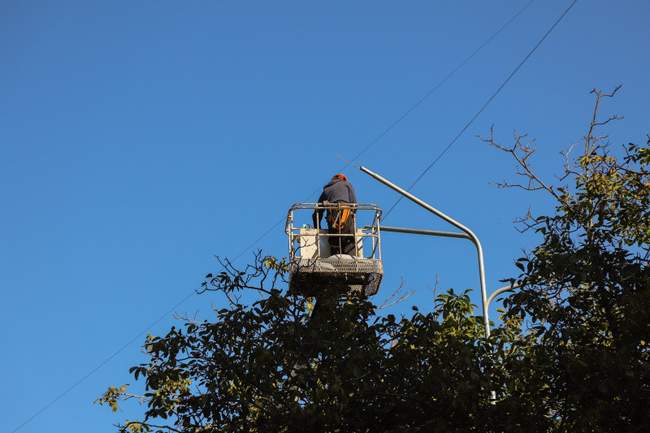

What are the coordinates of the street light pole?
(360, 165, 491, 337)
(487, 283, 520, 309)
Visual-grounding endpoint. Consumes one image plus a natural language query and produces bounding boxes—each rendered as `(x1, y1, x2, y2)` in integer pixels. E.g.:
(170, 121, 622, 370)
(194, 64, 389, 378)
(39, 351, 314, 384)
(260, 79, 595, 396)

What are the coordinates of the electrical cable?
(9, 292, 195, 433)
(343, 0, 535, 168)
(383, 0, 578, 221)
(10, 2, 542, 431)
(218, 0, 538, 262)
(8, 235, 273, 433)
(224, 0, 538, 272)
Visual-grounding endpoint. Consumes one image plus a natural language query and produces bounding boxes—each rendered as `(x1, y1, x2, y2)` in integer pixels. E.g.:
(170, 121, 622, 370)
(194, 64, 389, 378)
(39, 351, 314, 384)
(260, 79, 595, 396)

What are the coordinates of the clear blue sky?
(2, 1, 648, 431)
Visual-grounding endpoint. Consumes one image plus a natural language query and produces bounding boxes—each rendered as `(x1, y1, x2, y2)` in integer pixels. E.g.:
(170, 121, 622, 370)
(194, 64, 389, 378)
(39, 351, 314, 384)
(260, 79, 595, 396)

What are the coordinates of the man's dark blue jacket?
(312, 178, 358, 228)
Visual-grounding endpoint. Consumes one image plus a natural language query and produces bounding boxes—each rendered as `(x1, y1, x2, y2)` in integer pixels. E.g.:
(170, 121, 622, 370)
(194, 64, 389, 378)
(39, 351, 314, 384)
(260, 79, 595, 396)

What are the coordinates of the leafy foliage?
(495, 89, 650, 432)
(99, 251, 505, 432)
(99, 90, 649, 432)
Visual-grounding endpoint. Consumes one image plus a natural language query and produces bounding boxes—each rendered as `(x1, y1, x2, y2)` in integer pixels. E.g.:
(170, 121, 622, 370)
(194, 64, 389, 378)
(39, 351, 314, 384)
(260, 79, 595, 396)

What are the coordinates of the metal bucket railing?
(285, 203, 382, 262)
(285, 203, 383, 296)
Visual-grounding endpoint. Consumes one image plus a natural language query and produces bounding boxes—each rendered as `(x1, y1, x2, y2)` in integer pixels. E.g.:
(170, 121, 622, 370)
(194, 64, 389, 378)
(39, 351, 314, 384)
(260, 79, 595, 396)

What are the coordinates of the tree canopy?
(99, 89, 649, 432)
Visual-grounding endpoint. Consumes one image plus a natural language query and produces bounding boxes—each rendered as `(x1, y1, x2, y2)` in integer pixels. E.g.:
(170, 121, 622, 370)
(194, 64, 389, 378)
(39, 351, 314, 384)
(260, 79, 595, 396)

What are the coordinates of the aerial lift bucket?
(285, 203, 383, 297)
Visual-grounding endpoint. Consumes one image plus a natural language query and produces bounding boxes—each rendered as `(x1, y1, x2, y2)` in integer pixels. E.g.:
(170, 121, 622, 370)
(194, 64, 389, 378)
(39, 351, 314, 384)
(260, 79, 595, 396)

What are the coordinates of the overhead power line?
(9, 292, 195, 433)
(383, 0, 579, 220)
(343, 0, 536, 168)
(10, 2, 540, 432)
(8, 234, 269, 433)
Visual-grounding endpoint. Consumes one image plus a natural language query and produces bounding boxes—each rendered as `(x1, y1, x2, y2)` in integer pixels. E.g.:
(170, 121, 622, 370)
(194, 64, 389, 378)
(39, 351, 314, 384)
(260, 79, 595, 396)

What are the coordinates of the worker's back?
(318, 177, 357, 204)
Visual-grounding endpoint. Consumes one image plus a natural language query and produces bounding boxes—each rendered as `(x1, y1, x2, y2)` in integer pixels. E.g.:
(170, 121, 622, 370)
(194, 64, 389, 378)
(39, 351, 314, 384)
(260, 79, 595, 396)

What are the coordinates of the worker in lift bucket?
(312, 173, 358, 256)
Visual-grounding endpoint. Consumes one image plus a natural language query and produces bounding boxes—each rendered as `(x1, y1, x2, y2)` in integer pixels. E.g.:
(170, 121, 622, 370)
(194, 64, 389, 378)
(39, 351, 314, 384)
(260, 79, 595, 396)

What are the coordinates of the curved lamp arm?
(487, 283, 520, 309)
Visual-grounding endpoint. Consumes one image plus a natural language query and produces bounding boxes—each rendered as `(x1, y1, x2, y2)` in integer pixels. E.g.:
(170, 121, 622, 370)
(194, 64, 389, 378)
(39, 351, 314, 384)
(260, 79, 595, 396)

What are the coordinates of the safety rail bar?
(286, 202, 382, 261)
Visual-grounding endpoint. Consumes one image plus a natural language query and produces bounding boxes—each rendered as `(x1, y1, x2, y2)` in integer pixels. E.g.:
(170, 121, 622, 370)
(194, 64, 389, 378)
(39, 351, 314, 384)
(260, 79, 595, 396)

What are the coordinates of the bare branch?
(585, 85, 623, 156)
(199, 252, 285, 301)
(377, 278, 415, 309)
(119, 422, 182, 433)
(172, 311, 200, 324)
(513, 207, 538, 233)
(481, 127, 560, 201)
